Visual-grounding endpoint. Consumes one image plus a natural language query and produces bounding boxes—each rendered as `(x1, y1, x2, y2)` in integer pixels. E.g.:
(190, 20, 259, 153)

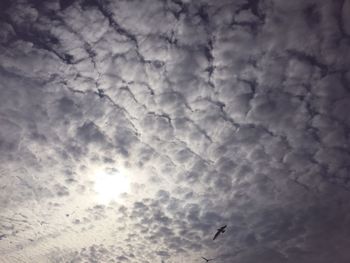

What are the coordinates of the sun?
(94, 169, 130, 203)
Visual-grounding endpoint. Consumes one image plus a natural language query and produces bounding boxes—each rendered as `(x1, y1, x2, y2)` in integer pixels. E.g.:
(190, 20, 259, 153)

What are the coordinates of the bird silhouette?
(201, 256, 215, 262)
(213, 225, 227, 240)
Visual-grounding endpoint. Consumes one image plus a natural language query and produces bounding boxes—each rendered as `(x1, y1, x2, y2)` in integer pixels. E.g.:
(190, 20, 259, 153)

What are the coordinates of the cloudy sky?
(1, 0, 350, 262)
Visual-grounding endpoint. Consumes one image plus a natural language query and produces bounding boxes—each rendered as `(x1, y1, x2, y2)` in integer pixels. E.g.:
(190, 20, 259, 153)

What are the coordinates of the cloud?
(1, 0, 350, 262)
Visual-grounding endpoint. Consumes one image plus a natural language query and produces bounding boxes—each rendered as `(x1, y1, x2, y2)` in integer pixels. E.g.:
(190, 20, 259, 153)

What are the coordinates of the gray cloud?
(1, 0, 350, 262)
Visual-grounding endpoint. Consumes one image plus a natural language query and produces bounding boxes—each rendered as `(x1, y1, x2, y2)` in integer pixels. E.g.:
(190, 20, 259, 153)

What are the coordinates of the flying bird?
(213, 225, 227, 240)
(97, 88, 105, 98)
(201, 256, 215, 262)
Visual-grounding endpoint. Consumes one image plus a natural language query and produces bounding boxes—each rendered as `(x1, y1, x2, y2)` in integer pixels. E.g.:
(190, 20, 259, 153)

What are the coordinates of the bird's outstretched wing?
(213, 230, 220, 240)
(202, 257, 209, 261)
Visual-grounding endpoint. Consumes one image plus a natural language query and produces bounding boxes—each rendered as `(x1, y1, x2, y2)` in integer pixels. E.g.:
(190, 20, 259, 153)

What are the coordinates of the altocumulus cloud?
(1, 0, 350, 262)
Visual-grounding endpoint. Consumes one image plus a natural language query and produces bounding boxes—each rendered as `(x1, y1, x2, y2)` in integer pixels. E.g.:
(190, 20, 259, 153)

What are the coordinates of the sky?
(1, 0, 350, 262)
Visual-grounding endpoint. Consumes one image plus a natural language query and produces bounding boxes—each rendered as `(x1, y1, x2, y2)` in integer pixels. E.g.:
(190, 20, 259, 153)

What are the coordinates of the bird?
(97, 88, 104, 98)
(213, 225, 227, 240)
(201, 256, 215, 262)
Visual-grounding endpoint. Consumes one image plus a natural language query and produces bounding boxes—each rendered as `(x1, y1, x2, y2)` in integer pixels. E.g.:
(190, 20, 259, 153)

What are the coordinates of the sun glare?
(94, 169, 130, 203)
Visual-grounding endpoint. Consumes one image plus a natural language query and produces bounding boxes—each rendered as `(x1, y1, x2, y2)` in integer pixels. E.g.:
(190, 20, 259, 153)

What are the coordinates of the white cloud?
(1, 0, 350, 262)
